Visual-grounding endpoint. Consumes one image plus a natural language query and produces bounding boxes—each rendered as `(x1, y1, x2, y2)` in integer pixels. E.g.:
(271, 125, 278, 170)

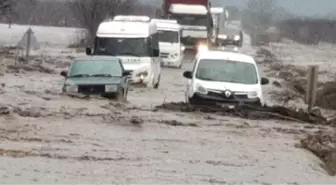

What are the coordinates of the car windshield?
(195, 59, 258, 84)
(93, 37, 149, 57)
(68, 60, 122, 77)
(170, 14, 207, 27)
(158, 30, 179, 43)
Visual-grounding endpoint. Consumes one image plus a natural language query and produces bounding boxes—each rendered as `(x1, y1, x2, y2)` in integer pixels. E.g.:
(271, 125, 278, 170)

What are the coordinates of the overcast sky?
(212, 0, 336, 17)
(145, 0, 336, 17)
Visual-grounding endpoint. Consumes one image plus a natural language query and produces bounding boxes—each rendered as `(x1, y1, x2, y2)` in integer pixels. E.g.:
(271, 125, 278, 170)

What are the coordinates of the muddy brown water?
(0, 44, 335, 183)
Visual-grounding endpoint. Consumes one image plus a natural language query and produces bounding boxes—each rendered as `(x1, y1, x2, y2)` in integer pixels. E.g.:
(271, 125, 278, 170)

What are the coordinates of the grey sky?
(212, 0, 336, 17)
(144, 0, 336, 17)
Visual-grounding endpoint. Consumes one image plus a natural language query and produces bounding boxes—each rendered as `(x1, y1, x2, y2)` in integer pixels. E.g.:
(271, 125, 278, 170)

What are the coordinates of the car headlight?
(234, 35, 240, 41)
(105, 85, 118, 92)
(136, 71, 148, 80)
(247, 91, 258, 98)
(196, 84, 208, 94)
(170, 53, 178, 58)
(65, 85, 78, 93)
(220, 35, 227, 39)
(197, 44, 208, 53)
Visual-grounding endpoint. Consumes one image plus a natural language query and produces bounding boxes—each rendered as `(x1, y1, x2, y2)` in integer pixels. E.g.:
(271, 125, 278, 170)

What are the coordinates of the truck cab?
(210, 7, 225, 45)
(168, 4, 213, 50)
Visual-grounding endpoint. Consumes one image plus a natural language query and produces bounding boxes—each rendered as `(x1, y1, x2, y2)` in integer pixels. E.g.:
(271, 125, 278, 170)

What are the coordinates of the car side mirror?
(86, 47, 92, 55)
(183, 71, 192, 79)
(60, 70, 68, 77)
(261, 77, 269, 85)
(122, 71, 131, 76)
(153, 48, 159, 57)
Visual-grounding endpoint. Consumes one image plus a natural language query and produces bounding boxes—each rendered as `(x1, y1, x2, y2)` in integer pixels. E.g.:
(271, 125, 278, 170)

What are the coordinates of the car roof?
(196, 50, 256, 65)
(74, 56, 120, 62)
(223, 27, 240, 34)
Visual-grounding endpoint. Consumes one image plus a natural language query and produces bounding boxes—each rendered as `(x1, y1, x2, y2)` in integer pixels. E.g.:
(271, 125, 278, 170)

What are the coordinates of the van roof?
(96, 19, 157, 38)
(197, 50, 256, 65)
(152, 19, 181, 30)
(113, 15, 151, 22)
(169, 4, 208, 15)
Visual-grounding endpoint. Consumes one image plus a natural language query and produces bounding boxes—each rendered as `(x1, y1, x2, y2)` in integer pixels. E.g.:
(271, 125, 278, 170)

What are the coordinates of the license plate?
(220, 104, 235, 109)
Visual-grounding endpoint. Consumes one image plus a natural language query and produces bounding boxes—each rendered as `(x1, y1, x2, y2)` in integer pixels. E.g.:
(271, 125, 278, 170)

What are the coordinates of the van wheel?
(154, 75, 160, 89)
(188, 97, 198, 105)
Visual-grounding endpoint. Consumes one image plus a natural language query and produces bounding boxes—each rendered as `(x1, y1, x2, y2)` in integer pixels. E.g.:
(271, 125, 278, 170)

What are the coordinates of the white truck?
(86, 15, 162, 89)
(210, 7, 225, 45)
(168, 4, 213, 50)
(152, 19, 184, 68)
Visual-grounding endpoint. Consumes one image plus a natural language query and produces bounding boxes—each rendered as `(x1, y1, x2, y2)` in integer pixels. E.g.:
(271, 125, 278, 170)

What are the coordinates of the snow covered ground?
(0, 24, 84, 47)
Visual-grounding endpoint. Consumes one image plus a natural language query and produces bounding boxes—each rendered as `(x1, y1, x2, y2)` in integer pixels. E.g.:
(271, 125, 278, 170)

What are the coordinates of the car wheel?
(154, 75, 160, 89)
(116, 89, 126, 102)
(104, 93, 116, 100)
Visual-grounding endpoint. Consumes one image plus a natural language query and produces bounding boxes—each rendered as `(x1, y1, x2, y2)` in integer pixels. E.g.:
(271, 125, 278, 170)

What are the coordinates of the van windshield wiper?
(68, 74, 91, 78)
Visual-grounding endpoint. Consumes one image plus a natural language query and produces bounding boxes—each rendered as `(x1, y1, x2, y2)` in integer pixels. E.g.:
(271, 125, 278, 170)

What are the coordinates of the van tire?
(154, 75, 160, 89)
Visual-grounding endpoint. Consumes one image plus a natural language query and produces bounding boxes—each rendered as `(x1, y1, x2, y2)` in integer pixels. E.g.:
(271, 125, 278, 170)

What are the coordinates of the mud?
(300, 132, 336, 176)
(156, 102, 329, 125)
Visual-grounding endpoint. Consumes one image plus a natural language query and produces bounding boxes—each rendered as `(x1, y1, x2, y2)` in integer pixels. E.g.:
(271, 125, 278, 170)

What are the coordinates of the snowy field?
(0, 24, 84, 47)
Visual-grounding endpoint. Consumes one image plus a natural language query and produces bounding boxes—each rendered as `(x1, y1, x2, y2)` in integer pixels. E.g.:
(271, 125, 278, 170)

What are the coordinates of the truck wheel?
(178, 62, 183, 69)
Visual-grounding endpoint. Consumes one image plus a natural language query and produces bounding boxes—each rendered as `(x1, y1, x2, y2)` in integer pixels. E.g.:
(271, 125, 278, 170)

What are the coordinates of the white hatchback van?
(183, 49, 269, 106)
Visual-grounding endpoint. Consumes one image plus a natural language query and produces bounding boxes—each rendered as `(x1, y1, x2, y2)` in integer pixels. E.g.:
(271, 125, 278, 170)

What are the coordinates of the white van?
(182, 48, 269, 107)
(152, 19, 184, 68)
(86, 15, 161, 89)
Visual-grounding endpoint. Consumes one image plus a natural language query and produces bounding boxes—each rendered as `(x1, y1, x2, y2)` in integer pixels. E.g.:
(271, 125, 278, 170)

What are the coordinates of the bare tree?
(0, 0, 16, 28)
(0, 0, 37, 28)
(69, 0, 133, 44)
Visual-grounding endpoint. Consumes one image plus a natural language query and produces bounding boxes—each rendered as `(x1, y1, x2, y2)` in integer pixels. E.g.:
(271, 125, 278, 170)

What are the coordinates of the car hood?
(194, 79, 260, 92)
(65, 77, 121, 85)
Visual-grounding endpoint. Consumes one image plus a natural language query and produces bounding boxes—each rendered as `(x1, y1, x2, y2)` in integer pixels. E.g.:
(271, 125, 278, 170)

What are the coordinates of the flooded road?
(0, 28, 335, 184)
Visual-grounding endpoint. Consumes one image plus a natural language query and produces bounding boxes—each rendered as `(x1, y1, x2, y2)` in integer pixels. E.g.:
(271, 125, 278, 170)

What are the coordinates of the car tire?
(116, 89, 126, 102)
(154, 75, 160, 89)
(104, 93, 116, 100)
(188, 97, 198, 105)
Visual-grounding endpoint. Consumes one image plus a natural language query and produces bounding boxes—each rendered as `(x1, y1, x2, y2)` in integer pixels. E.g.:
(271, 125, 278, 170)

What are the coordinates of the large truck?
(159, 0, 213, 51)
